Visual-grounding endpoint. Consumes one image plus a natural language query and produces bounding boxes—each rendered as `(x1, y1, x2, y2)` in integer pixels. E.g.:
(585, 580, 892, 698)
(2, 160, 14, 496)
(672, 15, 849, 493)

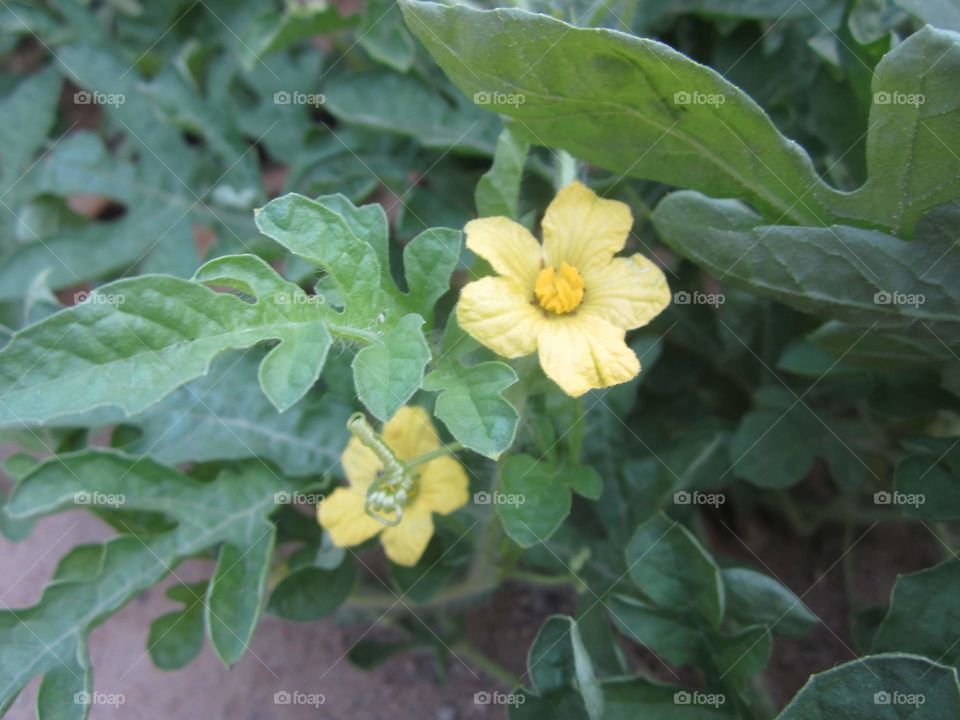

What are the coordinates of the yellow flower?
(457, 181, 671, 397)
(317, 406, 468, 567)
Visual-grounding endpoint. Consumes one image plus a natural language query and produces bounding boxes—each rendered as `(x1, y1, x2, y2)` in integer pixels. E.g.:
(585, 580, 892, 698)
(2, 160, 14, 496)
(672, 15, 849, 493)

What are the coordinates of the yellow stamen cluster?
(535, 261, 584, 314)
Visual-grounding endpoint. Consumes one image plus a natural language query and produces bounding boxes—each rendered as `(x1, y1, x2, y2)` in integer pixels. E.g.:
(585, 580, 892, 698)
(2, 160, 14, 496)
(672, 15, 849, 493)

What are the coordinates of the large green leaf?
(0, 257, 331, 426)
(1, 194, 454, 426)
(0, 451, 293, 714)
(404, 4, 960, 238)
(122, 353, 352, 477)
(777, 654, 960, 719)
(401, 0, 828, 225)
(652, 193, 960, 344)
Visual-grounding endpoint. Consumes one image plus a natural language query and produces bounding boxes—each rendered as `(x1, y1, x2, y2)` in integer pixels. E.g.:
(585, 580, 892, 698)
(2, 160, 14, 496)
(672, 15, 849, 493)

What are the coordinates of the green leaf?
(625, 513, 724, 627)
(520, 615, 604, 720)
(353, 313, 431, 421)
(324, 69, 501, 156)
(651, 193, 960, 344)
(148, 582, 207, 670)
(0, 256, 331, 427)
(401, 227, 462, 321)
(475, 127, 529, 219)
(497, 455, 572, 547)
(405, 5, 960, 237)
(0, 65, 60, 199)
(895, 437, 960, 520)
(422, 316, 519, 458)
(268, 553, 356, 622)
(255, 192, 449, 419)
(358, 0, 417, 72)
(873, 559, 960, 669)
(777, 654, 960, 719)
(0, 450, 292, 711)
(722, 567, 818, 638)
(237, 5, 354, 69)
(606, 594, 703, 666)
(400, 0, 829, 225)
(122, 353, 352, 477)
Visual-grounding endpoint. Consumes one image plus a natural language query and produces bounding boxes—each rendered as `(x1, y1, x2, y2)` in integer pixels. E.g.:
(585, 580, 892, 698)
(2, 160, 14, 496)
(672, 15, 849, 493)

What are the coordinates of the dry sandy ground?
(1, 509, 515, 720)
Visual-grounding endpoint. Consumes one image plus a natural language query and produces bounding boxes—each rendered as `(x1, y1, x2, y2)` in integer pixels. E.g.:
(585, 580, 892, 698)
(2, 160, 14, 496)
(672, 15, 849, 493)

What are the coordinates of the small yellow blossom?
(317, 406, 468, 567)
(457, 181, 671, 397)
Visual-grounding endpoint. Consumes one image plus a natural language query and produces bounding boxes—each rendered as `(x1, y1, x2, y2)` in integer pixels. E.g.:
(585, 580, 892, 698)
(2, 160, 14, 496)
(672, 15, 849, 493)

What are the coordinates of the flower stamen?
(535, 261, 584, 314)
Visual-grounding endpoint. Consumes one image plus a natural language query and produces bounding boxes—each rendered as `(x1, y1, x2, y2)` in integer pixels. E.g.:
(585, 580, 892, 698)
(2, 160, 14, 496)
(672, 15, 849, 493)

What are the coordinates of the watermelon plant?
(0, 0, 958, 718)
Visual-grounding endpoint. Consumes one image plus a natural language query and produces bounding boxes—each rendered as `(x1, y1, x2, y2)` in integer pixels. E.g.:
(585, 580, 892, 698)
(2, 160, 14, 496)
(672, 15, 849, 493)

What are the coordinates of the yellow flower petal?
(340, 436, 382, 491)
(417, 455, 469, 515)
(382, 405, 440, 462)
(457, 276, 546, 357)
(317, 487, 384, 547)
(466, 216, 543, 288)
(381, 507, 434, 566)
(537, 315, 640, 397)
(581, 253, 671, 329)
(541, 181, 632, 273)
